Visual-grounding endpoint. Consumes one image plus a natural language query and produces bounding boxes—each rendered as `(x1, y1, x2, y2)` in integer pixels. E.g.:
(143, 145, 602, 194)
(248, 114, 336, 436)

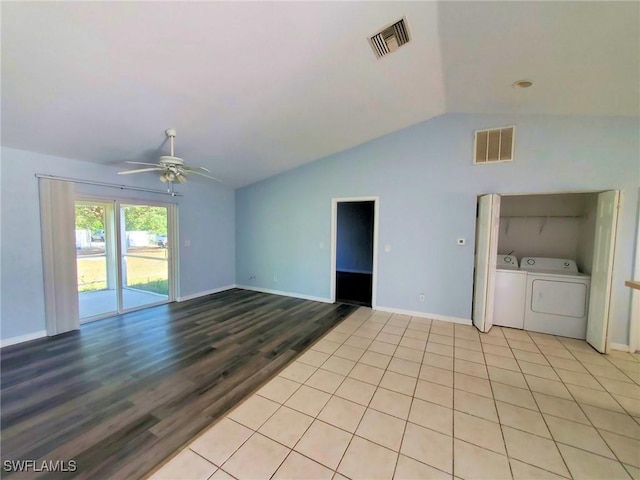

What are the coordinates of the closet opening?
(473, 191, 620, 353)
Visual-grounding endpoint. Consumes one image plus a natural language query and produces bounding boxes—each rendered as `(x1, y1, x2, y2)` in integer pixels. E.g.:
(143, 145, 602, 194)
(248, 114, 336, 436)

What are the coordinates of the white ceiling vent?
(474, 126, 515, 164)
(369, 18, 410, 59)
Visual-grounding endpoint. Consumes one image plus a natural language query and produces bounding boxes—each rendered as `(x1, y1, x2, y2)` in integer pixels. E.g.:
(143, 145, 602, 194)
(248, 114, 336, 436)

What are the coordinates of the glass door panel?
(120, 204, 170, 310)
(75, 201, 117, 321)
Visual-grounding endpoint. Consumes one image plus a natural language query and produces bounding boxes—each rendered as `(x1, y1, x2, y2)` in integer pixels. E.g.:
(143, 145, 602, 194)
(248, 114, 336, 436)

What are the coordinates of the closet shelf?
(500, 214, 584, 235)
(500, 215, 584, 218)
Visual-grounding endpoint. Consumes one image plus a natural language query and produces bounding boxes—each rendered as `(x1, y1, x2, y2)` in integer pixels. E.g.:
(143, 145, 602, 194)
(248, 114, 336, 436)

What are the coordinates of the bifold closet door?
(586, 190, 620, 353)
(473, 194, 501, 333)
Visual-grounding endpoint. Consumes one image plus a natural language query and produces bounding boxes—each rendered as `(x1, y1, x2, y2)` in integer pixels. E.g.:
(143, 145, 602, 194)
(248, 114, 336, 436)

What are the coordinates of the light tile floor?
(149, 308, 640, 480)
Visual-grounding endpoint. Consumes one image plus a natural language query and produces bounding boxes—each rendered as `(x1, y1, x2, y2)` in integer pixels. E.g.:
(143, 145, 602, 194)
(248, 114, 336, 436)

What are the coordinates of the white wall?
(0, 147, 236, 343)
(235, 113, 640, 345)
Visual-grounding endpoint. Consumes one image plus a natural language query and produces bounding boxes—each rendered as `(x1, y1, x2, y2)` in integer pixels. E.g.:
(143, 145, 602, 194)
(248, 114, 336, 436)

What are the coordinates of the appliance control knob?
(504, 257, 512, 263)
(527, 259, 535, 265)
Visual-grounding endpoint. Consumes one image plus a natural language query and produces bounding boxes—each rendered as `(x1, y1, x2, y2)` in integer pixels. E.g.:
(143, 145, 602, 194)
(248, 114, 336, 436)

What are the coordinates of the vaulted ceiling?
(2, 2, 638, 187)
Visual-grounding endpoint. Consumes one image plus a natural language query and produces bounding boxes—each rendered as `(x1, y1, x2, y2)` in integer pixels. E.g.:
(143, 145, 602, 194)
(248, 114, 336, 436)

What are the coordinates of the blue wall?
(0, 147, 236, 342)
(2, 113, 639, 346)
(337, 202, 374, 274)
(236, 113, 640, 345)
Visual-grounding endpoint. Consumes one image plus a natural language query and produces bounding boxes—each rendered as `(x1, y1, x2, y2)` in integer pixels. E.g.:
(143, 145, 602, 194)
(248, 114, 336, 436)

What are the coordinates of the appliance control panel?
(496, 255, 519, 269)
(520, 257, 578, 272)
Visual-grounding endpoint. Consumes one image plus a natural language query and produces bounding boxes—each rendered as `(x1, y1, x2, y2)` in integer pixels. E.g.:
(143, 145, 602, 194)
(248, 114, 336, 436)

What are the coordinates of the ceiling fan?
(118, 129, 221, 184)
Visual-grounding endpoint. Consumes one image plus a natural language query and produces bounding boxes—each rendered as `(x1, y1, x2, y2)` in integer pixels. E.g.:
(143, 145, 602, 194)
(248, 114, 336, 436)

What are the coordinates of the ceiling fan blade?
(125, 161, 162, 167)
(184, 165, 211, 173)
(118, 167, 163, 175)
(187, 170, 222, 182)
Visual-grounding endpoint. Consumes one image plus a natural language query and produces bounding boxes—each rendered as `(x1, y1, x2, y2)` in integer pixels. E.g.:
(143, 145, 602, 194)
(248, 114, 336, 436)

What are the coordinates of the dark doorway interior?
(336, 201, 374, 307)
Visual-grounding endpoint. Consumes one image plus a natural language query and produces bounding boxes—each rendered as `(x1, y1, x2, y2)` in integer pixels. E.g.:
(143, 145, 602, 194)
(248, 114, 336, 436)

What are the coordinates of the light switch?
(384, 244, 391, 252)
(319, 242, 324, 249)
(184, 239, 191, 247)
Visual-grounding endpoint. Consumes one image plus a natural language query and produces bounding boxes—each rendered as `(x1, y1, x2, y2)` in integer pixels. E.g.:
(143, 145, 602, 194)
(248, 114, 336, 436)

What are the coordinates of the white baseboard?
(236, 285, 332, 304)
(609, 342, 631, 353)
(1, 330, 47, 348)
(177, 284, 237, 302)
(375, 306, 472, 326)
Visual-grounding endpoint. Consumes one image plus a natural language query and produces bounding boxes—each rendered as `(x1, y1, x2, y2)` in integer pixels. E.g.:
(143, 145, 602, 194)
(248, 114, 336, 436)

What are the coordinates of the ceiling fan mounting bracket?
(159, 156, 184, 166)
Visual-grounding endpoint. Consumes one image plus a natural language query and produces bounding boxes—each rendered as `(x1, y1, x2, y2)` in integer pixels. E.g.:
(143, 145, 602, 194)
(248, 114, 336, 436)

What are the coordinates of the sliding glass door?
(120, 204, 170, 310)
(76, 201, 118, 319)
(75, 198, 175, 322)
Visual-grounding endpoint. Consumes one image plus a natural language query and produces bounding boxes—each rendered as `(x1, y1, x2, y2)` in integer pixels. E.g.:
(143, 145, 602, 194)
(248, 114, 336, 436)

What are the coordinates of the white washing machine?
(520, 257, 591, 339)
(494, 255, 527, 329)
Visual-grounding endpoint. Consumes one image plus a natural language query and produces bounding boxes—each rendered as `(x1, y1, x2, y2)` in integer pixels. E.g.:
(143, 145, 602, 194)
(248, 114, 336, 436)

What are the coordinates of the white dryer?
(520, 257, 591, 339)
(494, 255, 527, 329)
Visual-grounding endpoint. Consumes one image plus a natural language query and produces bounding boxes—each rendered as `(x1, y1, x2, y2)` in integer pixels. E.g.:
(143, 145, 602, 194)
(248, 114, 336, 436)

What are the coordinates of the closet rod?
(34, 174, 184, 197)
(500, 215, 583, 218)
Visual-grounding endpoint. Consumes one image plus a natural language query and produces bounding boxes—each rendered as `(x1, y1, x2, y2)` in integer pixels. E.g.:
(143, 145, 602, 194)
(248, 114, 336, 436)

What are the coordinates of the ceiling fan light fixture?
(513, 80, 533, 89)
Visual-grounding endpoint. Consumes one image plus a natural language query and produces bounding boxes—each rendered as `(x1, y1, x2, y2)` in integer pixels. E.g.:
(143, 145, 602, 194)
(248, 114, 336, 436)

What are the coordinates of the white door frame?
(629, 193, 640, 353)
(330, 196, 379, 308)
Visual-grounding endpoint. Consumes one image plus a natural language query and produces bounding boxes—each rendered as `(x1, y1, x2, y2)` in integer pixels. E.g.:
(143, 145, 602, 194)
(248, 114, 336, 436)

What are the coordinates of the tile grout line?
(517, 330, 574, 479)
(537, 339, 636, 472)
(266, 307, 376, 479)
(329, 309, 398, 478)
(479, 326, 516, 479)
(216, 308, 370, 479)
(520, 331, 639, 475)
(391, 314, 431, 479)
(183, 311, 636, 480)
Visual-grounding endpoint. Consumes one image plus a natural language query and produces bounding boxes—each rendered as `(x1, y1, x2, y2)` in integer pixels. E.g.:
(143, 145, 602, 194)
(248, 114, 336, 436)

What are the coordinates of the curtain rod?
(34, 174, 184, 197)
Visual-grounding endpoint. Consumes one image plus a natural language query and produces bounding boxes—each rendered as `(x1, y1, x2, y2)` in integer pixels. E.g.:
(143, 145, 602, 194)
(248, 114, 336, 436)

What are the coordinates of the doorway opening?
(331, 198, 378, 307)
(75, 198, 176, 322)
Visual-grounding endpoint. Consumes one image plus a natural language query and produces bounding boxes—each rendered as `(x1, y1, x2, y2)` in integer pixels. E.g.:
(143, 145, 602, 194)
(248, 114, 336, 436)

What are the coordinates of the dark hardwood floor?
(0, 289, 357, 479)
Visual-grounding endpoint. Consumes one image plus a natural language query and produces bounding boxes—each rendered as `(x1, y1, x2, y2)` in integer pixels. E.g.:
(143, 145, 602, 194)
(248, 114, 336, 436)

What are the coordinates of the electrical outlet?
(274, 275, 278, 283)
(249, 276, 256, 280)
(419, 294, 425, 302)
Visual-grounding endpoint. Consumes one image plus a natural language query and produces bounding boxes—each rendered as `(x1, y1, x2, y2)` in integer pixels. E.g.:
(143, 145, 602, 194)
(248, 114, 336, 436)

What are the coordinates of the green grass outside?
(77, 250, 169, 295)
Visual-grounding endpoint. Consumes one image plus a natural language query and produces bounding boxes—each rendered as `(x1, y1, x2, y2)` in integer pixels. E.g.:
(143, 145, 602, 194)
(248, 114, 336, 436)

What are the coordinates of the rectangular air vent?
(474, 126, 515, 164)
(369, 18, 410, 59)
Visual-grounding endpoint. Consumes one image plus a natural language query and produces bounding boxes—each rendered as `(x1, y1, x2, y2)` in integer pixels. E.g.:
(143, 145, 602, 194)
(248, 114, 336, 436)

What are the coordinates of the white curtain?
(39, 178, 79, 335)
